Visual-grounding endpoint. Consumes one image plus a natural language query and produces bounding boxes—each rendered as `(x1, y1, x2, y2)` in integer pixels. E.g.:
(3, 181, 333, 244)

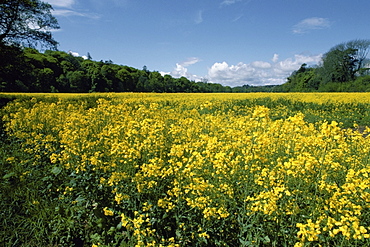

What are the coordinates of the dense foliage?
(0, 0, 59, 49)
(278, 40, 370, 92)
(1, 93, 370, 246)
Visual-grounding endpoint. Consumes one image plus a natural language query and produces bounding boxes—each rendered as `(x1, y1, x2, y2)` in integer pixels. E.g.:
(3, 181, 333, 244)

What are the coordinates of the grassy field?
(1, 93, 370, 246)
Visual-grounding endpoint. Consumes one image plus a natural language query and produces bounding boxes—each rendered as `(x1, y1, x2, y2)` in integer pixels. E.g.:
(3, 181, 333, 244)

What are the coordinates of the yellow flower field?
(2, 92, 370, 103)
(1, 93, 370, 246)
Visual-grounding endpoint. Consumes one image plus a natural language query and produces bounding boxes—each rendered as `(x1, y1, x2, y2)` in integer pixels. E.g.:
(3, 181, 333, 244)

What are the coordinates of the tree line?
(278, 39, 370, 92)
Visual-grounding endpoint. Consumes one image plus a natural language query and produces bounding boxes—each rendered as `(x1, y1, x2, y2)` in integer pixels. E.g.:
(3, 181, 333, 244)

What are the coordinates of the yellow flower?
(103, 207, 114, 216)
(198, 232, 210, 238)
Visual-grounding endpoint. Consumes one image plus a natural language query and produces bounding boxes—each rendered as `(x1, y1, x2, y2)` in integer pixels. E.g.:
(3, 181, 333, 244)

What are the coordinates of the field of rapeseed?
(1, 93, 370, 246)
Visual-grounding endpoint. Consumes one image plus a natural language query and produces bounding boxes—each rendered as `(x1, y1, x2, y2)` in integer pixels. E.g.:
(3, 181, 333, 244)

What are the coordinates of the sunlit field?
(3, 92, 370, 103)
(1, 93, 370, 246)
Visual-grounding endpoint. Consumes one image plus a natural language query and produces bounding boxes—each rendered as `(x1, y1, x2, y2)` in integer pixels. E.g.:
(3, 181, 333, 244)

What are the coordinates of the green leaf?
(3, 172, 15, 179)
(239, 239, 252, 246)
(51, 166, 62, 175)
(116, 221, 122, 230)
(262, 235, 271, 243)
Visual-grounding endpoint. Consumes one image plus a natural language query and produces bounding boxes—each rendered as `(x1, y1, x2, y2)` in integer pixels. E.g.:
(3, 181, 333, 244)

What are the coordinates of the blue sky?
(46, 0, 370, 86)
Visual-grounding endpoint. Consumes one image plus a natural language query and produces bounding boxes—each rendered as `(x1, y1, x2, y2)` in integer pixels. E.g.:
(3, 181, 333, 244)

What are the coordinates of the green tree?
(163, 74, 175, 92)
(0, 0, 59, 49)
(0, 43, 30, 91)
(317, 39, 370, 84)
(147, 71, 164, 92)
(66, 70, 90, 92)
(175, 77, 198, 92)
(87, 52, 92, 60)
(81, 60, 102, 92)
(135, 70, 149, 92)
(337, 39, 370, 73)
(33, 67, 54, 91)
(318, 48, 358, 83)
(100, 64, 118, 91)
(116, 68, 135, 92)
(285, 64, 317, 91)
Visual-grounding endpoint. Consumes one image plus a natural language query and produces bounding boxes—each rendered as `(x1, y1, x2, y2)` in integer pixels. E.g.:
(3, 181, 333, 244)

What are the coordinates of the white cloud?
(272, 53, 279, 63)
(160, 64, 203, 82)
(207, 62, 257, 85)
(47, 0, 100, 19)
(293, 17, 331, 34)
(180, 57, 201, 67)
(160, 57, 203, 82)
(161, 54, 323, 87)
(46, 0, 75, 8)
(221, 0, 243, 6)
(194, 10, 203, 24)
(251, 61, 271, 69)
(52, 9, 100, 19)
(232, 14, 243, 22)
(68, 51, 88, 59)
(276, 54, 322, 72)
(173, 64, 190, 77)
(68, 51, 80, 57)
(27, 19, 60, 32)
(52, 9, 80, 16)
(207, 53, 322, 86)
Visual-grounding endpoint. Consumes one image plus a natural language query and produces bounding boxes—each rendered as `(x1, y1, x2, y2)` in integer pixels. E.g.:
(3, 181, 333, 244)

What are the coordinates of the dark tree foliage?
(282, 64, 318, 92)
(316, 39, 370, 85)
(336, 39, 370, 73)
(0, 0, 59, 49)
(317, 48, 358, 83)
(0, 43, 30, 91)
